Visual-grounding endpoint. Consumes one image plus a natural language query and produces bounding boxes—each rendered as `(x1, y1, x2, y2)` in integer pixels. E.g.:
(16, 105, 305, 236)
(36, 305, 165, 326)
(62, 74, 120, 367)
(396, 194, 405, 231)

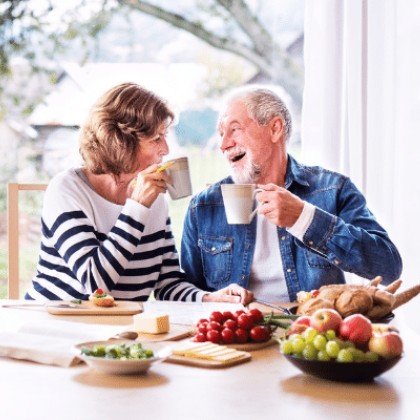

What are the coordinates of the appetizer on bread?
(89, 288, 116, 307)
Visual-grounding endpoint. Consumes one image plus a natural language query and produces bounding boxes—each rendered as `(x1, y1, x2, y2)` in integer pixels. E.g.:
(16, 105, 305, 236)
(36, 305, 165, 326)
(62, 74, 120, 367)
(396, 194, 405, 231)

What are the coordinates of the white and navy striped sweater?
(25, 168, 206, 302)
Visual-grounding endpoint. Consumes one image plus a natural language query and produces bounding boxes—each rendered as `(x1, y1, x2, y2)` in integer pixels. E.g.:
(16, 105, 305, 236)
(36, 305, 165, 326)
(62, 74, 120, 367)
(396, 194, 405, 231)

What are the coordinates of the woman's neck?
(83, 170, 131, 205)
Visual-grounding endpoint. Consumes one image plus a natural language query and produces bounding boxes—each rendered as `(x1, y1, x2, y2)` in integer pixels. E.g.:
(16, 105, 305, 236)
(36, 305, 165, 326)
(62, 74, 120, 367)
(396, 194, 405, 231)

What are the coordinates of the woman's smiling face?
(218, 99, 273, 184)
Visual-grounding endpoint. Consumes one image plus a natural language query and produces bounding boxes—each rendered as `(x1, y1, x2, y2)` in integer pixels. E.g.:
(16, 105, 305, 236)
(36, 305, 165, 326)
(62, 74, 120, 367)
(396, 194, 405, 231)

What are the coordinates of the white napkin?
(0, 332, 81, 367)
(0, 320, 124, 367)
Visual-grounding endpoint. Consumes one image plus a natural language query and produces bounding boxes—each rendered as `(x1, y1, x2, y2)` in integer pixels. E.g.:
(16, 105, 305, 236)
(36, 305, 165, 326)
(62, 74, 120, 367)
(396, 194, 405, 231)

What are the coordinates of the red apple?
(368, 331, 403, 359)
(288, 315, 311, 335)
(310, 308, 342, 333)
(339, 314, 373, 347)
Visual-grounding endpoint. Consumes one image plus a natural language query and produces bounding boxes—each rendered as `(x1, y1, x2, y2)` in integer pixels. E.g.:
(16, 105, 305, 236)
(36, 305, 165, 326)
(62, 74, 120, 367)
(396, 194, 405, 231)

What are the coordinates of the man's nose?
(220, 133, 234, 152)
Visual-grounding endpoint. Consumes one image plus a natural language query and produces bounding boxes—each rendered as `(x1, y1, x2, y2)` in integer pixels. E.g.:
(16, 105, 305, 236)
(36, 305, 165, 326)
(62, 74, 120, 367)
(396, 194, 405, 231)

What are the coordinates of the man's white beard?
(231, 160, 261, 184)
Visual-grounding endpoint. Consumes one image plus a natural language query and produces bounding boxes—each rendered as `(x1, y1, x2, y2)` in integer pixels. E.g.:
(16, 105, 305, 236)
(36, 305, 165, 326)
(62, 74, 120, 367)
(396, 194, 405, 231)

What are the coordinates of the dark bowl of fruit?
(280, 309, 403, 382)
(281, 353, 402, 382)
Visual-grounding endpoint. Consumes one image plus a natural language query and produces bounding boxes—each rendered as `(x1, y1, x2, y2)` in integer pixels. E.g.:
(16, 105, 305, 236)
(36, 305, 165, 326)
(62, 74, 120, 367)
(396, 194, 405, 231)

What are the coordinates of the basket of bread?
(296, 277, 420, 321)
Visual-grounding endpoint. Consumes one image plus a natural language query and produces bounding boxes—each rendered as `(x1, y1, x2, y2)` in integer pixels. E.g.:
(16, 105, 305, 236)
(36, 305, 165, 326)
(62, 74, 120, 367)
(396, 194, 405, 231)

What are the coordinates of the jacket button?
(287, 268, 292, 273)
(309, 240, 314, 246)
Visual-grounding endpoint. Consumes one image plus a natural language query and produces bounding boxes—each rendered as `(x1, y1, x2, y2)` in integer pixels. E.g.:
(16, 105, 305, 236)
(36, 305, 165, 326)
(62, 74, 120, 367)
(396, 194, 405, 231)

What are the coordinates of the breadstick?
(385, 279, 403, 294)
(392, 284, 420, 310)
(372, 289, 395, 307)
(369, 276, 383, 287)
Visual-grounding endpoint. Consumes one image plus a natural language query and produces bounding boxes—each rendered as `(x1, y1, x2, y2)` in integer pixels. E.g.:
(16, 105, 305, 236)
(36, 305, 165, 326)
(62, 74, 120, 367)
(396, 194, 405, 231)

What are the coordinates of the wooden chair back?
(7, 183, 48, 299)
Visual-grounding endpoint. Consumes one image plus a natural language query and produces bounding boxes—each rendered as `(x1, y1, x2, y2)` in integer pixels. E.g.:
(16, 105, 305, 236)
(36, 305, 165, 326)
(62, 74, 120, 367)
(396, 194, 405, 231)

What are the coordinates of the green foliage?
(0, 242, 39, 299)
(0, 0, 51, 76)
(198, 52, 253, 98)
(0, 185, 6, 214)
(0, 0, 113, 121)
(0, 1, 304, 122)
(0, 166, 15, 213)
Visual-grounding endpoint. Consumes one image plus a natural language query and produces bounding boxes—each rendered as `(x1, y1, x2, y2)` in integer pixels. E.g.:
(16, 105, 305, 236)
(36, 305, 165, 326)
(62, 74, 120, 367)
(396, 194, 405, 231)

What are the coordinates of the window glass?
(0, 0, 305, 296)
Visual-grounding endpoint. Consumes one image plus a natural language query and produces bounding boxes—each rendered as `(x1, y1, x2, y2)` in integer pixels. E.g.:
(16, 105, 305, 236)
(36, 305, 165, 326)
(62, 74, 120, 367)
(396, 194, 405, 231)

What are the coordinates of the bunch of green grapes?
(280, 327, 380, 363)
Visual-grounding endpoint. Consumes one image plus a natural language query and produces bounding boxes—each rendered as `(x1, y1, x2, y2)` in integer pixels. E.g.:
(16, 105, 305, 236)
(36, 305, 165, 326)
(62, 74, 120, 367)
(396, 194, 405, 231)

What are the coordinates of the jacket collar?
(285, 154, 310, 189)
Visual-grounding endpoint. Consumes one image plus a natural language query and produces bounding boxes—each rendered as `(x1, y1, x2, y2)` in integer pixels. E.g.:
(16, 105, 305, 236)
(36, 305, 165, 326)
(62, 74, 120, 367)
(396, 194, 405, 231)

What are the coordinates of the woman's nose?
(161, 137, 170, 155)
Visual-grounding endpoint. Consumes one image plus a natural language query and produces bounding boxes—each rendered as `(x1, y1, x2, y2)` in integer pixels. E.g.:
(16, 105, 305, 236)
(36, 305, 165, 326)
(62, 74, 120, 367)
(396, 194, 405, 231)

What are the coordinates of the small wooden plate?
(225, 337, 277, 351)
(165, 352, 251, 368)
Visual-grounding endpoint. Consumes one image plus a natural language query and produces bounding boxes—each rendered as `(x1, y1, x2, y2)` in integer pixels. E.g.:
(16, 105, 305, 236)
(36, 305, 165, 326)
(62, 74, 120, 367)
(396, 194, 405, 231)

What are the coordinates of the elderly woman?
(25, 82, 253, 304)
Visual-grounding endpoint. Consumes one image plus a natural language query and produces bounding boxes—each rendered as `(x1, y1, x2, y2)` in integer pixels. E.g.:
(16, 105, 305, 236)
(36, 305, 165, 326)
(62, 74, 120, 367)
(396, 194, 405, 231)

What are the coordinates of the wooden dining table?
(1, 300, 419, 420)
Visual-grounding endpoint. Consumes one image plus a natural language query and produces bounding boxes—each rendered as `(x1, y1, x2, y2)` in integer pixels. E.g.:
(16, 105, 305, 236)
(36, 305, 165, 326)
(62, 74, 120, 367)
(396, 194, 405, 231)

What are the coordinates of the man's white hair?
(219, 84, 293, 141)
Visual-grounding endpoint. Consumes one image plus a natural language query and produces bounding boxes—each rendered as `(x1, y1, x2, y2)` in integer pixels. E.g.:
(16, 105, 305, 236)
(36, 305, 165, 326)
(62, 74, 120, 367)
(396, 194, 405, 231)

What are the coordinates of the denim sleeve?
(300, 178, 403, 284)
(180, 202, 209, 291)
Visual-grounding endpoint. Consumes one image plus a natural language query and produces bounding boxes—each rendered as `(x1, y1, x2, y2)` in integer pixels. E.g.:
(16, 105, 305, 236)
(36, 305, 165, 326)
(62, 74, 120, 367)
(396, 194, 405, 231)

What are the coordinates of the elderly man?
(180, 86, 402, 302)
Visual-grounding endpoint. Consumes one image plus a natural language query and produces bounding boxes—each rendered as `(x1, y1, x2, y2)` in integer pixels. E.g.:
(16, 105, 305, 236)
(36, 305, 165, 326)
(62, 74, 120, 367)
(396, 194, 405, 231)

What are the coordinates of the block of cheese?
(172, 341, 248, 363)
(132, 312, 170, 334)
(172, 342, 215, 356)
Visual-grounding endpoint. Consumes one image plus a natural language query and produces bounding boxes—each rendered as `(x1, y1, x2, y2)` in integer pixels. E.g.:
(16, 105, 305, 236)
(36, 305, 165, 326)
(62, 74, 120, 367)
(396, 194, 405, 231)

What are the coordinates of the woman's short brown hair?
(79, 82, 174, 176)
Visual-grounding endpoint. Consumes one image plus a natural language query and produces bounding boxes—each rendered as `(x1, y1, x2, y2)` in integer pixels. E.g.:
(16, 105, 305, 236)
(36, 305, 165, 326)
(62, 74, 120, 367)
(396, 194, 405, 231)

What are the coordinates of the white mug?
(221, 184, 263, 224)
(165, 156, 193, 200)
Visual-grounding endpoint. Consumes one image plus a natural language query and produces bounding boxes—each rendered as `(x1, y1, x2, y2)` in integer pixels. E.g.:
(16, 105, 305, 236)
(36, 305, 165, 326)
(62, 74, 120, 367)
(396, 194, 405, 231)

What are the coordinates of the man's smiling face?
(218, 99, 272, 184)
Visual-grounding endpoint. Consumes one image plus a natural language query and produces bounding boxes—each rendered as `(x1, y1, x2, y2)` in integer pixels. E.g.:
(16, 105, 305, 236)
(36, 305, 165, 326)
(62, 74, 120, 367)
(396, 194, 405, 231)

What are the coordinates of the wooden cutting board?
(47, 301, 143, 316)
(166, 352, 251, 368)
(165, 341, 252, 368)
(135, 324, 193, 342)
(225, 337, 277, 351)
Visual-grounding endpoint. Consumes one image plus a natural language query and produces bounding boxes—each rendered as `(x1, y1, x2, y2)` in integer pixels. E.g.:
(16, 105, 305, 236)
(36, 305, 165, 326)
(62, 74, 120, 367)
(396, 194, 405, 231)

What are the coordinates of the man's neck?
(258, 153, 288, 186)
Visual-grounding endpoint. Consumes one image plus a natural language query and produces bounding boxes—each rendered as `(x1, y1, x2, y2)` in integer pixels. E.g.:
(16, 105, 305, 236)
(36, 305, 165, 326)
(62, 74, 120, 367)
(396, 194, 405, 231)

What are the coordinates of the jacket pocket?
(198, 235, 233, 288)
(304, 249, 334, 269)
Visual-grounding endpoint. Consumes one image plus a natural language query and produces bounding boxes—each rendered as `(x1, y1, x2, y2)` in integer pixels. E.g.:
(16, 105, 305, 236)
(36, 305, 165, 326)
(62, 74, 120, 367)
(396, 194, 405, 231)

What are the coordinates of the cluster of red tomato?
(193, 308, 272, 344)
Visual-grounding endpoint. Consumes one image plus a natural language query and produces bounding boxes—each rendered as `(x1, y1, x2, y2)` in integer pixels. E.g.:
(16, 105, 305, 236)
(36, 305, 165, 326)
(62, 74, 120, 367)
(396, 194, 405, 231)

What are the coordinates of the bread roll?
(317, 287, 343, 304)
(296, 298, 334, 316)
(335, 289, 373, 318)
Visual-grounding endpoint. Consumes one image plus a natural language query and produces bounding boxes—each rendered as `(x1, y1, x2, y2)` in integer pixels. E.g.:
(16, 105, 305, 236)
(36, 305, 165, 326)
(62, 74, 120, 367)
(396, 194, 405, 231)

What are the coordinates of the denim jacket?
(180, 155, 402, 301)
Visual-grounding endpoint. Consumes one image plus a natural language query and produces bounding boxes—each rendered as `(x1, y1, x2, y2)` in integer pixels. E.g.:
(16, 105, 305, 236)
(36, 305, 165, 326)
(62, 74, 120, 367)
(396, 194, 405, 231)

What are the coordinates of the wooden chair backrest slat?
(7, 183, 48, 299)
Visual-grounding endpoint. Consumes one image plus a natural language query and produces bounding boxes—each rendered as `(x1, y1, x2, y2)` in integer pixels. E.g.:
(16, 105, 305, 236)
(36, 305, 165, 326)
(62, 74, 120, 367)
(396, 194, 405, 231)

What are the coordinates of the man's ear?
(270, 117, 284, 143)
